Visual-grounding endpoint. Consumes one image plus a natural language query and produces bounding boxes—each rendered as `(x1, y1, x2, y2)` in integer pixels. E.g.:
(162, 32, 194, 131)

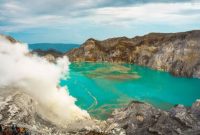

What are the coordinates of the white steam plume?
(0, 35, 90, 126)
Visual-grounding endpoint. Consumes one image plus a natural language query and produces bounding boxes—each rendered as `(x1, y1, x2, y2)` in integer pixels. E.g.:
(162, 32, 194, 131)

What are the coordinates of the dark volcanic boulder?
(66, 30, 200, 78)
(106, 100, 200, 135)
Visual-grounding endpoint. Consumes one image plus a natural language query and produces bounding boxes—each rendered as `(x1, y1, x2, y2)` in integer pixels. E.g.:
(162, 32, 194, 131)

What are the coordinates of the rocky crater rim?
(1, 91, 200, 135)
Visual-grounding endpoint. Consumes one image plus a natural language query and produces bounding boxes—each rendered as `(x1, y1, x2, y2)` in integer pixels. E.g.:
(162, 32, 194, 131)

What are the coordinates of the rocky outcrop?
(32, 49, 64, 62)
(66, 30, 200, 78)
(106, 100, 200, 135)
(0, 90, 107, 135)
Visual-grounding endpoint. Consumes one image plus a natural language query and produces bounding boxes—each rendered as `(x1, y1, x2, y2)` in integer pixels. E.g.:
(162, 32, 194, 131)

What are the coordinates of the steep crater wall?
(66, 30, 200, 78)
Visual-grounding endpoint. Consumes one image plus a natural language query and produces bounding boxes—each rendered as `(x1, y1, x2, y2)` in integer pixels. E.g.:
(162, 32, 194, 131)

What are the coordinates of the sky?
(0, 0, 200, 44)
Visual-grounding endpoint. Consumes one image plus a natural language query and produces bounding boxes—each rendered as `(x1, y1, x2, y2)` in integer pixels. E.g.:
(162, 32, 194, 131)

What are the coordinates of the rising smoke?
(0, 35, 90, 126)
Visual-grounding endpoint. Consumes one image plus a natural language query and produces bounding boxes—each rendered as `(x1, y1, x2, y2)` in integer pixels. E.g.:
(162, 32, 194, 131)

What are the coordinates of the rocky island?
(1, 32, 200, 135)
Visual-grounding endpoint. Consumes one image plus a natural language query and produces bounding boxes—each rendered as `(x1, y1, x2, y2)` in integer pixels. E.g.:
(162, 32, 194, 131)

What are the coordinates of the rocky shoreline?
(0, 91, 200, 135)
(107, 100, 200, 135)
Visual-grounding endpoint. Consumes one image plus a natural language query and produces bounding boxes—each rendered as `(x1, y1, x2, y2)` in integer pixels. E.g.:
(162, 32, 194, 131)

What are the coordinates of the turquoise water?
(60, 62, 200, 120)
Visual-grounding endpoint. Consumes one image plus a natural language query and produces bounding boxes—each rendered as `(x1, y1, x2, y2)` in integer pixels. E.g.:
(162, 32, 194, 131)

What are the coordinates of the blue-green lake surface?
(60, 62, 200, 120)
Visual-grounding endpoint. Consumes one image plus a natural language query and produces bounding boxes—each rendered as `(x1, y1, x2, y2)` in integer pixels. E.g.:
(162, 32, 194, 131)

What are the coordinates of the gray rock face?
(66, 30, 200, 78)
(106, 100, 200, 135)
(0, 90, 66, 134)
(0, 90, 107, 135)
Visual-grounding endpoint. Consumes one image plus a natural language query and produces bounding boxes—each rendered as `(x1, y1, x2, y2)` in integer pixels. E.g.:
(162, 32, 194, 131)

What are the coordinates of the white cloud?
(0, 1, 200, 32)
(83, 3, 200, 26)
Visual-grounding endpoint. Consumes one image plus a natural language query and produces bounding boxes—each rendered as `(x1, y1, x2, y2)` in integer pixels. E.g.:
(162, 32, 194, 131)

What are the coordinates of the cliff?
(66, 30, 200, 78)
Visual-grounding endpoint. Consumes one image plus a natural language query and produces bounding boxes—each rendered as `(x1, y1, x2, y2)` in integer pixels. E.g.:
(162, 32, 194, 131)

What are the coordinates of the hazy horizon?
(12, 29, 200, 44)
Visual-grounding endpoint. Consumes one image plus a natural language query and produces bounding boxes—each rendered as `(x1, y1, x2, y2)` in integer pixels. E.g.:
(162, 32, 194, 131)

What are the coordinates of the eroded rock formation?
(106, 100, 200, 135)
(66, 30, 200, 78)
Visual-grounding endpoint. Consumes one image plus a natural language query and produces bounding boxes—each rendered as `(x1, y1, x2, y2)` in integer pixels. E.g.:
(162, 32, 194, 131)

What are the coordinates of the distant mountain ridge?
(29, 43, 79, 53)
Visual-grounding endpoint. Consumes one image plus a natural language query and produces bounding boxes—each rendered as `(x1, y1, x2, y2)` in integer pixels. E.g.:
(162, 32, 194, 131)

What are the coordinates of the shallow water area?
(60, 62, 200, 120)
